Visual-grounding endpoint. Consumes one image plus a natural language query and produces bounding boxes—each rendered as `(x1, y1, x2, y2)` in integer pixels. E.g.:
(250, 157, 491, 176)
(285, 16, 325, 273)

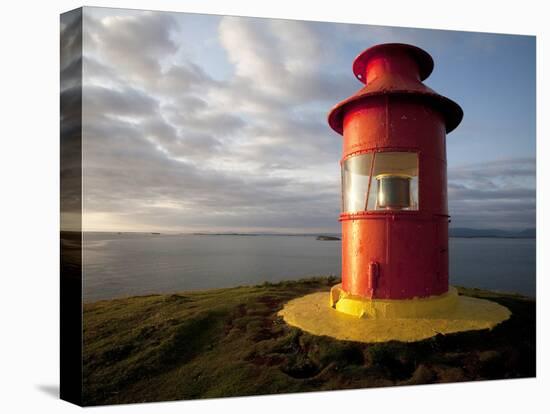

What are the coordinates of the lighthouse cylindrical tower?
(279, 44, 509, 338)
(328, 43, 463, 316)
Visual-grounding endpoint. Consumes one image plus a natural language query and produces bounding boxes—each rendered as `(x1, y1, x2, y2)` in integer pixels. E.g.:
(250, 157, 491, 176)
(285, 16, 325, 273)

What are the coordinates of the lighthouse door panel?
(434, 217, 449, 293)
(341, 218, 387, 298)
(386, 218, 439, 299)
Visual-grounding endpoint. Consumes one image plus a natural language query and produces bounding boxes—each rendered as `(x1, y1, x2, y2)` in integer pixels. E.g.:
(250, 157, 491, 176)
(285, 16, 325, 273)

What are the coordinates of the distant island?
(192, 232, 342, 238)
(449, 228, 535, 239)
(190, 228, 534, 239)
(192, 232, 258, 236)
(316, 235, 341, 241)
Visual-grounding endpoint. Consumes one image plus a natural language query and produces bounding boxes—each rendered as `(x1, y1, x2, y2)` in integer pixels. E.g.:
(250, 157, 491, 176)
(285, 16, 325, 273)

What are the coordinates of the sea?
(82, 233, 536, 302)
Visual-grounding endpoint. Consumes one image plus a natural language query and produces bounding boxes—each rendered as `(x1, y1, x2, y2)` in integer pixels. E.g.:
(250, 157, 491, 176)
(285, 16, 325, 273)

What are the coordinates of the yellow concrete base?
(330, 284, 460, 319)
(278, 286, 511, 343)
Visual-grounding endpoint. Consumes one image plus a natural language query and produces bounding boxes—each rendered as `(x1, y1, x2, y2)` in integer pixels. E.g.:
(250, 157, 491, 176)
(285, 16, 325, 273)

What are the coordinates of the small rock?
(404, 364, 436, 384)
(478, 350, 500, 363)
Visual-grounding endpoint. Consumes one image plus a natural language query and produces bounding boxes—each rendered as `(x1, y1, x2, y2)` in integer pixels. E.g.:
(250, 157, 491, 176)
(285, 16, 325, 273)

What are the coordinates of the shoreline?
(83, 281, 536, 305)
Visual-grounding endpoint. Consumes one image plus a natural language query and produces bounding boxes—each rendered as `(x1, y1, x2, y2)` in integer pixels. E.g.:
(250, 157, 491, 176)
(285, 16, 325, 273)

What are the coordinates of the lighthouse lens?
(376, 175, 412, 209)
(371, 152, 418, 211)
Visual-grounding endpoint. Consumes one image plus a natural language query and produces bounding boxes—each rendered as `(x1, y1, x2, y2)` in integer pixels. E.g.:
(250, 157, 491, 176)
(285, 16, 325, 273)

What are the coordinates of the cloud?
(448, 158, 535, 229)
(61, 9, 83, 92)
(79, 8, 535, 233)
(83, 84, 159, 120)
(218, 16, 351, 104)
(61, 9, 85, 232)
(85, 11, 178, 82)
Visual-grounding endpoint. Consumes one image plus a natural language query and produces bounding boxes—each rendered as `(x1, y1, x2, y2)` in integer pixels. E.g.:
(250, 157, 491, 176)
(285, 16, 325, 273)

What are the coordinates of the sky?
(75, 7, 536, 233)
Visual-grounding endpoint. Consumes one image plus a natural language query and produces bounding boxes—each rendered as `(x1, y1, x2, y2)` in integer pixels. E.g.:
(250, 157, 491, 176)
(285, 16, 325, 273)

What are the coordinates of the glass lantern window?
(342, 151, 419, 213)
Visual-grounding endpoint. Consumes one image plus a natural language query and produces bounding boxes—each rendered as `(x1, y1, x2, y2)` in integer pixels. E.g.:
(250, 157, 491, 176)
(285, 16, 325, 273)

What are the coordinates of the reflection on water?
(83, 233, 535, 302)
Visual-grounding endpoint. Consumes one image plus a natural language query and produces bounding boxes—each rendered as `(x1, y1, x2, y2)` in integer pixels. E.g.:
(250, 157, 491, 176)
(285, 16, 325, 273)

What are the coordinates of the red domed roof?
(327, 43, 463, 135)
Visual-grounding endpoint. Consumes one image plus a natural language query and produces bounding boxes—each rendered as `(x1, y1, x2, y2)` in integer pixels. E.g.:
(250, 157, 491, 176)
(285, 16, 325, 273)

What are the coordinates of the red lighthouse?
(328, 43, 463, 315)
(280, 43, 510, 340)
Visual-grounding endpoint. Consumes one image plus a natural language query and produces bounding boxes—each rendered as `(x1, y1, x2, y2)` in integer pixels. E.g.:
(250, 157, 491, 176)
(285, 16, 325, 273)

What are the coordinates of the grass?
(82, 276, 535, 405)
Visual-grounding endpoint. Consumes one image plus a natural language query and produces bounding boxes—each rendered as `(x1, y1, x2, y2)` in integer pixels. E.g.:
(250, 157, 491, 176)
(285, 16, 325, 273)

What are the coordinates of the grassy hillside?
(83, 277, 535, 406)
